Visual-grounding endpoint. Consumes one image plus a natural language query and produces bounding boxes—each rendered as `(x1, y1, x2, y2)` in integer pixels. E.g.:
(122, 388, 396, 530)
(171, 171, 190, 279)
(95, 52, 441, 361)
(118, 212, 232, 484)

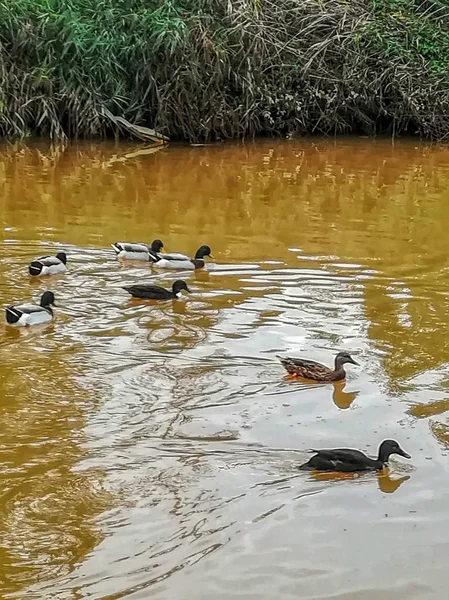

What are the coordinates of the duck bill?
(399, 449, 411, 459)
(208, 254, 215, 260)
(350, 358, 359, 365)
(185, 287, 192, 293)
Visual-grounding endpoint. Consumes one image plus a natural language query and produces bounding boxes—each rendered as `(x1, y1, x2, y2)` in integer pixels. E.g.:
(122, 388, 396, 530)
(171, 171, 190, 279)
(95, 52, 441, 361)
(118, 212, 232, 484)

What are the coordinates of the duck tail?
(5, 306, 21, 324)
(111, 243, 121, 254)
(29, 261, 42, 276)
(298, 462, 313, 471)
(276, 355, 291, 369)
(276, 354, 291, 362)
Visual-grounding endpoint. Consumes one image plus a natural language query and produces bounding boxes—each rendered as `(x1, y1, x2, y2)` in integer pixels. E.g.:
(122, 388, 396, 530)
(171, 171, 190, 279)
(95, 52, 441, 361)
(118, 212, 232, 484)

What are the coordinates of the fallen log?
(101, 107, 169, 144)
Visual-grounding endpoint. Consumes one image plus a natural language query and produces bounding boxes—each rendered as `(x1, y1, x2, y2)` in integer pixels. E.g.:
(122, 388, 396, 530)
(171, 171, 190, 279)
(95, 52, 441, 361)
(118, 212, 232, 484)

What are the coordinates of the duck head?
(150, 239, 165, 253)
(378, 439, 411, 464)
(195, 245, 214, 260)
(334, 351, 358, 369)
(40, 291, 56, 307)
(56, 252, 67, 264)
(172, 280, 191, 296)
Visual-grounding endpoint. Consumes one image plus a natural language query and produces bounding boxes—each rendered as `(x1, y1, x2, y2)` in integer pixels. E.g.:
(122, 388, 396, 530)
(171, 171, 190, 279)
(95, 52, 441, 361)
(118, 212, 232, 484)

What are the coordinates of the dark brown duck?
(123, 280, 190, 300)
(299, 439, 411, 473)
(277, 351, 358, 382)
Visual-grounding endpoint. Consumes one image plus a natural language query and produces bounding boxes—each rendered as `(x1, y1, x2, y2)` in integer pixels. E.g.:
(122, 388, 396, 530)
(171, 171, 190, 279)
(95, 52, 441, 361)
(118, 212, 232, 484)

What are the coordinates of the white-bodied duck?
(5, 291, 56, 327)
(111, 239, 164, 260)
(150, 245, 213, 270)
(29, 252, 67, 276)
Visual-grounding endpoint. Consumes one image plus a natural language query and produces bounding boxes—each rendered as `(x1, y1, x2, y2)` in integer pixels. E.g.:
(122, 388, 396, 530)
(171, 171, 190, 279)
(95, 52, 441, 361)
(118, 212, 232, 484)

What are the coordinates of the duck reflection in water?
(377, 472, 410, 493)
(3, 321, 55, 339)
(282, 378, 359, 409)
(332, 380, 359, 409)
(307, 469, 410, 494)
(172, 299, 187, 315)
(194, 269, 211, 283)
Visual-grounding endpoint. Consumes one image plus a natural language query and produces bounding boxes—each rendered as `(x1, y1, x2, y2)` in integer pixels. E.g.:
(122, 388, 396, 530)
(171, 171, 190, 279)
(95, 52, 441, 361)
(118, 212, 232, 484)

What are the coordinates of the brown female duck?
(277, 351, 358, 382)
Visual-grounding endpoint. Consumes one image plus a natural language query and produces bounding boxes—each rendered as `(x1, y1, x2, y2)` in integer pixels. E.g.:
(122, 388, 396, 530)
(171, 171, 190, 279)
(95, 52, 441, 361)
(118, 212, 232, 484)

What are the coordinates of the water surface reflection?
(0, 139, 448, 599)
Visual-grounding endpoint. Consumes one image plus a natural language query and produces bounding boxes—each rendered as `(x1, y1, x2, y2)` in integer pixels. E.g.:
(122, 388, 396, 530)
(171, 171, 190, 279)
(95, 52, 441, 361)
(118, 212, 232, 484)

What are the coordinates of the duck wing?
(5, 305, 24, 324)
(123, 284, 170, 299)
(12, 302, 46, 314)
(5, 302, 49, 326)
(36, 255, 62, 266)
(152, 257, 194, 270)
(285, 358, 325, 369)
(29, 254, 66, 275)
(300, 455, 365, 472)
(277, 356, 332, 379)
(311, 448, 367, 461)
(112, 242, 150, 254)
(301, 448, 373, 472)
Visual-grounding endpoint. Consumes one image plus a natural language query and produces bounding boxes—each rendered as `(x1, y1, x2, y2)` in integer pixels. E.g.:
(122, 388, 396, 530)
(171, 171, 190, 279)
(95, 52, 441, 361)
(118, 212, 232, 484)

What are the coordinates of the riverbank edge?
(1, 0, 449, 142)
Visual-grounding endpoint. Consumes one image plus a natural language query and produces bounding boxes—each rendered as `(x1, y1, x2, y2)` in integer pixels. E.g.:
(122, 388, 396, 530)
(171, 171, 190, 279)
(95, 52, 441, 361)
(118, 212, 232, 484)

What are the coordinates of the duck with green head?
(29, 252, 67, 276)
(5, 291, 56, 327)
(112, 239, 165, 260)
(150, 245, 214, 270)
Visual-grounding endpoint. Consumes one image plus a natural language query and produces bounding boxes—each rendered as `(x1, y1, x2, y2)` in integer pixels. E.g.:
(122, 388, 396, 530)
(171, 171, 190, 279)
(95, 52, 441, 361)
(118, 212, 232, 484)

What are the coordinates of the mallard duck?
(111, 239, 164, 260)
(29, 252, 67, 276)
(299, 439, 411, 472)
(123, 280, 191, 300)
(5, 291, 56, 327)
(277, 351, 358, 382)
(150, 245, 213, 270)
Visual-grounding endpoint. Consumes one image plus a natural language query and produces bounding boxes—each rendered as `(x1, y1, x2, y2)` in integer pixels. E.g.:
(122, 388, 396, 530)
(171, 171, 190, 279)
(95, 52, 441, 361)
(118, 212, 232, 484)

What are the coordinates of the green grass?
(1, 0, 449, 140)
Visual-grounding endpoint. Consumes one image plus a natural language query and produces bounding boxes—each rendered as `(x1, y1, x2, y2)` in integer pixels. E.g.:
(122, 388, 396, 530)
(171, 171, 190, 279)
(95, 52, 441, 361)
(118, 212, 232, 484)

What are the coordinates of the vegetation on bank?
(1, 0, 449, 141)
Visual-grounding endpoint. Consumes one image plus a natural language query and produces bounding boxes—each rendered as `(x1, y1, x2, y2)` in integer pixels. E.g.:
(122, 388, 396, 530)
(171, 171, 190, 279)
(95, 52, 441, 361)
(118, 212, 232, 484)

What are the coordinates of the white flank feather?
(153, 258, 194, 270)
(5, 303, 53, 327)
(112, 242, 151, 260)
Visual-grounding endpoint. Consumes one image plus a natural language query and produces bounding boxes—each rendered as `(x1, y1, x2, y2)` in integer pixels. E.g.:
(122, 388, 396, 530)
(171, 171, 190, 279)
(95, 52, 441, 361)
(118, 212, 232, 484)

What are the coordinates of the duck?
(111, 239, 164, 260)
(150, 245, 213, 270)
(5, 291, 56, 327)
(28, 252, 67, 276)
(277, 351, 358, 382)
(299, 439, 411, 472)
(123, 280, 191, 300)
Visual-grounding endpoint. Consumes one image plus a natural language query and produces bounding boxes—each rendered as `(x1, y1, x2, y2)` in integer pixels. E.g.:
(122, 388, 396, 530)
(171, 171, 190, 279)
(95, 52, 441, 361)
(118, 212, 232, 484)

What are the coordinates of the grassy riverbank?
(1, 0, 449, 141)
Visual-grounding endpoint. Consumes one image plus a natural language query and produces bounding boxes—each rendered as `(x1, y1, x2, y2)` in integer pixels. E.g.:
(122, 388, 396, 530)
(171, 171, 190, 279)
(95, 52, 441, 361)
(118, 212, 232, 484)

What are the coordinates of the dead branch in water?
(101, 108, 169, 144)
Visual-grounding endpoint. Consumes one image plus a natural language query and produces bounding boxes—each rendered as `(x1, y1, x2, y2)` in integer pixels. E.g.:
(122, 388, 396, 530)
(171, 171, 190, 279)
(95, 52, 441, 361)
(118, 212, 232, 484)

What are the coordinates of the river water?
(0, 139, 448, 599)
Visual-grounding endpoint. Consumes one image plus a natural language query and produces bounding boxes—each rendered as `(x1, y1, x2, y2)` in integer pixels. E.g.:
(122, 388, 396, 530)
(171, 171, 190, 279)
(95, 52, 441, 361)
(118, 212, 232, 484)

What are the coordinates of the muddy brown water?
(0, 139, 448, 599)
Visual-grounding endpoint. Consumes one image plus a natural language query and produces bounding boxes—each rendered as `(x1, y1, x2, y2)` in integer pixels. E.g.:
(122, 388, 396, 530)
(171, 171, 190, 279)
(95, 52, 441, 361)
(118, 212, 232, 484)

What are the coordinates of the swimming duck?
(277, 351, 358, 382)
(299, 439, 411, 472)
(150, 245, 213, 270)
(5, 291, 56, 327)
(123, 280, 191, 300)
(29, 252, 67, 276)
(111, 239, 164, 260)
